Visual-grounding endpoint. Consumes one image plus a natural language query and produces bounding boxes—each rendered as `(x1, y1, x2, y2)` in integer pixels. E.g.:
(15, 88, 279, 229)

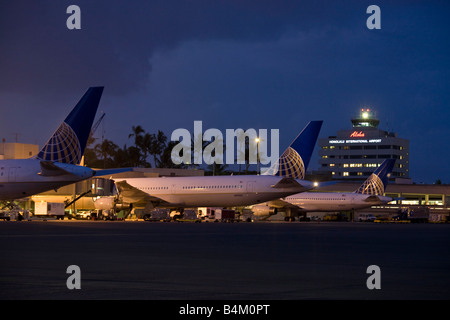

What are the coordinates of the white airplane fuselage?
(283, 192, 393, 212)
(0, 159, 94, 201)
(118, 175, 315, 208)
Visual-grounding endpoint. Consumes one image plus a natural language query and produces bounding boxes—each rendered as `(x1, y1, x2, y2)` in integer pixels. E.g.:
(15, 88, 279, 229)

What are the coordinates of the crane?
(88, 111, 105, 143)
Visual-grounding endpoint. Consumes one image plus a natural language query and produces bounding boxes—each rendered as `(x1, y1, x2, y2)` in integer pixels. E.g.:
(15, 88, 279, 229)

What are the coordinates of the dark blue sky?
(1, 1, 449, 183)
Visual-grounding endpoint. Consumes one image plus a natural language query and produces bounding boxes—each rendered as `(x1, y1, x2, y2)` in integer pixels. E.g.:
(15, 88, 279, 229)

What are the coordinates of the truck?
(393, 206, 430, 223)
(34, 202, 66, 219)
(0, 210, 11, 221)
(143, 208, 171, 222)
(357, 213, 376, 222)
(406, 206, 430, 223)
(175, 209, 201, 222)
(213, 209, 236, 222)
(0, 209, 29, 221)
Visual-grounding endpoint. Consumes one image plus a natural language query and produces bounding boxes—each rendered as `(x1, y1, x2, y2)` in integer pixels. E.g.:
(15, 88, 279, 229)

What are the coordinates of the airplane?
(114, 121, 323, 209)
(252, 158, 396, 221)
(0, 86, 127, 201)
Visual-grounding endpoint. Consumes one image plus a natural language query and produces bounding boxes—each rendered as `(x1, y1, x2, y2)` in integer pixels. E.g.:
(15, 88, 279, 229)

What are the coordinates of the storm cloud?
(0, 1, 449, 182)
(0, 0, 364, 95)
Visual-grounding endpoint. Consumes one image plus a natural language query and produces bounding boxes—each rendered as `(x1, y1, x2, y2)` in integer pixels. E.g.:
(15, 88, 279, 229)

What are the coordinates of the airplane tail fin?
(36, 87, 104, 165)
(355, 159, 395, 195)
(263, 120, 323, 179)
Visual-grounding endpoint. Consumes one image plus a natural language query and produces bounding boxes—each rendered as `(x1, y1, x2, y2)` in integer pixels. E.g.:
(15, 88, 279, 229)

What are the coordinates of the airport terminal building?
(0, 142, 38, 160)
(318, 109, 409, 180)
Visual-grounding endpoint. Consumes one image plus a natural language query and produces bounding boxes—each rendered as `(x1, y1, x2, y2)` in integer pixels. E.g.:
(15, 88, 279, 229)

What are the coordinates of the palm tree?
(128, 125, 144, 146)
(126, 146, 142, 168)
(203, 135, 226, 175)
(159, 141, 186, 168)
(129, 125, 154, 167)
(150, 130, 167, 168)
(94, 139, 118, 168)
(140, 133, 153, 167)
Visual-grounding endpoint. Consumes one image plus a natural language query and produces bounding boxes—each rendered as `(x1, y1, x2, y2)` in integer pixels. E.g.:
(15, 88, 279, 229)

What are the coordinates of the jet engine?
(93, 196, 115, 210)
(252, 203, 277, 217)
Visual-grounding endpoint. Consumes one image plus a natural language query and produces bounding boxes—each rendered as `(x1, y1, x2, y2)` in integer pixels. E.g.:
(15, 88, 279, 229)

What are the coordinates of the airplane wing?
(39, 161, 69, 176)
(271, 177, 303, 188)
(364, 195, 383, 202)
(38, 161, 93, 177)
(271, 177, 314, 191)
(364, 195, 395, 204)
(94, 167, 132, 176)
(114, 180, 175, 207)
(267, 198, 300, 209)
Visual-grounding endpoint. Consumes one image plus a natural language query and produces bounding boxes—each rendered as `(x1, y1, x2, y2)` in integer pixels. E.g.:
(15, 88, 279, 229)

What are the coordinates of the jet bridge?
(30, 177, 117, 212)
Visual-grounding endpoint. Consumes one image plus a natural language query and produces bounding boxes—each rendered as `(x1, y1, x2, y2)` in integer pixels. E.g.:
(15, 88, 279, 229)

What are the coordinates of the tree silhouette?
(94, 139, 118, 168)
(85, 125, 267, 175)
(150, 130, 167, 168)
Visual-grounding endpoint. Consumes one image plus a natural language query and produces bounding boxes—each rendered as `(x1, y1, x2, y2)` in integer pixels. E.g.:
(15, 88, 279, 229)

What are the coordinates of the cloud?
(0, 0, 364, 96)
(1, 0, 449, 182)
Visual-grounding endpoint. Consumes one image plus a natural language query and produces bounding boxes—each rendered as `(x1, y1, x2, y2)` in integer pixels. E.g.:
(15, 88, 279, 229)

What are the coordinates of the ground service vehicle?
(34, 202, 65, 219)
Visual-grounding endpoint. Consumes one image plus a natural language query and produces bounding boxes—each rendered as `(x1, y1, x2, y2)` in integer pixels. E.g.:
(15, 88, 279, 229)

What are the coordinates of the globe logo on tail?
(270, 147, 305, 179)
(37, 122, 82, 165)
(356, 173, 385, 195)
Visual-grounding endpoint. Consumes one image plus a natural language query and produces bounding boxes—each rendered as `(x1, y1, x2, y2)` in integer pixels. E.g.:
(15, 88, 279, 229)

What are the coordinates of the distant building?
(0, 142, 39, 160)
(318, 108, 409, 180)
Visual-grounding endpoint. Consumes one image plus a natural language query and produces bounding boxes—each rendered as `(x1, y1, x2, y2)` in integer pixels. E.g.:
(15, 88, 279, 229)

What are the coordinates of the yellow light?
(362, 112, 369, 119)
(255, 138, 260, 142)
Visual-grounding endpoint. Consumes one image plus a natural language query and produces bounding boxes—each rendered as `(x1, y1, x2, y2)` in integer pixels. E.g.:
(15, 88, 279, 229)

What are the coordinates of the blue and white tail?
(36, 87, 104, 165)
(355, 159, 395, 195)
(263, 120, 323, 179)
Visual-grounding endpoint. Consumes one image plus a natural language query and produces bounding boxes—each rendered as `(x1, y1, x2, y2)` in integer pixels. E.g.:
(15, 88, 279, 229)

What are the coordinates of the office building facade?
(318, 109, 409, 180)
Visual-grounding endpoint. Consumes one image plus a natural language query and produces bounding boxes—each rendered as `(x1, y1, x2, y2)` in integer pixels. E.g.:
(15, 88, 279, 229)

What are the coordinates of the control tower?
(318, 108, 409, 180)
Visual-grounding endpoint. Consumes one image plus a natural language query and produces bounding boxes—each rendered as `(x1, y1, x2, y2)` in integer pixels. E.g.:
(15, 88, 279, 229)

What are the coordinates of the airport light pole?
(255, 137, 260, 175)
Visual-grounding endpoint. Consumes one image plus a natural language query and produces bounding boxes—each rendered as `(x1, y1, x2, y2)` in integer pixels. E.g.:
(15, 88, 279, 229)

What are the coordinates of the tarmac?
(0, 220, 449, 300)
